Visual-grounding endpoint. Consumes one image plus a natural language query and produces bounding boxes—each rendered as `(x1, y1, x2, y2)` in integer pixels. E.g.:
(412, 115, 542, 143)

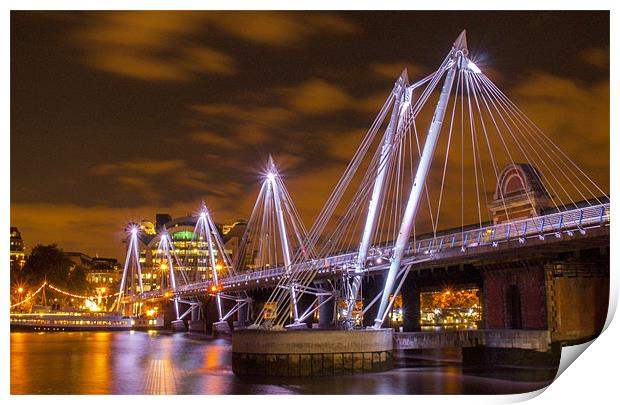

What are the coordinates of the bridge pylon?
(114, 223, 144, 315)
(373, 30, 469, 328)
(153, 226, 181, 320)
(235, 156, 311, 329)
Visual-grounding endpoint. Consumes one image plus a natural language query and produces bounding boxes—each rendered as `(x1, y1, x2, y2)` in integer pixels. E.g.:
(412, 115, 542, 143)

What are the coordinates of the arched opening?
(505, 285, 522, 329)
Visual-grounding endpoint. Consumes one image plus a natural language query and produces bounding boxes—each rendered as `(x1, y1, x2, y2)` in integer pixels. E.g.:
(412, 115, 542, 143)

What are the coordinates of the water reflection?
(11, 331, 554, 394)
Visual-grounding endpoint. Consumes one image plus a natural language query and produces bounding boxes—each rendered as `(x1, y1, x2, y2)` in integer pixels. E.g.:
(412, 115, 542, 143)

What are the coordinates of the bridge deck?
(138, 203, 609, 301)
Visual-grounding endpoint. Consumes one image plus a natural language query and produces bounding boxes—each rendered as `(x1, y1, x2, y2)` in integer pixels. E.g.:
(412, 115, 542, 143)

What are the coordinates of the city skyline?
(11, 11, 609, 259)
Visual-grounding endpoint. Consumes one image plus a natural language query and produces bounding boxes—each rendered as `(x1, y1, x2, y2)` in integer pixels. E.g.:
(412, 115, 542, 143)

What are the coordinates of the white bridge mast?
(346, 70, 409, 325)
(266, 156, 301, 324)
(373, 30, 468, 328)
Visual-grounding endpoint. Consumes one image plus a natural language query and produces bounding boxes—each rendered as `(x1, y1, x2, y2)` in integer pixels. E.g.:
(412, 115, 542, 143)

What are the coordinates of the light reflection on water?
(10, 331, 554, 395)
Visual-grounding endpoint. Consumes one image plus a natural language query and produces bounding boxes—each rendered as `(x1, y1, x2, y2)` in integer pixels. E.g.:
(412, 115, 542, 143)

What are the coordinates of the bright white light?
(200, 211, 207, 218)
(467, 60, 481, 74)
(266, 172, 276, 182)
(85, 299, 100, 312)
(130, 227, 138, 236)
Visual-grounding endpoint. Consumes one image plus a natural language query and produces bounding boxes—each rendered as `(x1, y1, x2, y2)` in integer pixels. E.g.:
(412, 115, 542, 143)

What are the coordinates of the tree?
(20, 244, 89, 292)
(68, 265, 90, 295)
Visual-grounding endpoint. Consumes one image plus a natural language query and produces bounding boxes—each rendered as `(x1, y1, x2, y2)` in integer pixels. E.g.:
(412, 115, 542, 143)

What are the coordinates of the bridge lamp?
(160, 263, 168, 272)
(467, 59, 482, 74)
(215, 263, 223, 271)
(17, 287, 23, 294)
(101, 287, 106, 294)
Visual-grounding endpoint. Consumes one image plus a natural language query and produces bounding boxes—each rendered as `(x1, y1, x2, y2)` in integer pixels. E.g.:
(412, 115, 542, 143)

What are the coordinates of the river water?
(10, 331, 556, 395)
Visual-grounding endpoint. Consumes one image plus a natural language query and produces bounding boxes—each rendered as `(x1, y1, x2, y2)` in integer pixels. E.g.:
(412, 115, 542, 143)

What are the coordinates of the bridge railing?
(408, 203, 609, 257)
(139, 203, 609, 299)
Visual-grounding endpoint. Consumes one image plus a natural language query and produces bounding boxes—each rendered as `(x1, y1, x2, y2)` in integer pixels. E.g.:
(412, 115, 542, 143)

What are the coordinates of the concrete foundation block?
(188, 320, 207, 334)
(232, 329, 393, 377)
(212, 321, 231, 336)
(171, 319, 187, 332)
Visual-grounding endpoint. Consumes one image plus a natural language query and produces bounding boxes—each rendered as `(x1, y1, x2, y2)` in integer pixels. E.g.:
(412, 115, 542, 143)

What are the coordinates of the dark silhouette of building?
(10, 227, 26, 270)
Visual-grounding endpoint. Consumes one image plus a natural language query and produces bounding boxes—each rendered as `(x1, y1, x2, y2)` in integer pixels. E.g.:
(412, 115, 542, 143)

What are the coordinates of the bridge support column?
(482, 261, 547, 331)
(318, 293, 335, 329)
(208, 297, 232, 336)
(168, 301, 187, 332)
(212, 320, 231, 336)
(191, 304, 201, 321)
(400, 275, 421, 332)
(188, 303, 207, 334)
(234, 299, 251, 330)
(543, 252, 609, 344)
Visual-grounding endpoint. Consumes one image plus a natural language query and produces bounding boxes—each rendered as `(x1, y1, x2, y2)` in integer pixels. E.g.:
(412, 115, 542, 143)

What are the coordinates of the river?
(10, 331, 556, 394)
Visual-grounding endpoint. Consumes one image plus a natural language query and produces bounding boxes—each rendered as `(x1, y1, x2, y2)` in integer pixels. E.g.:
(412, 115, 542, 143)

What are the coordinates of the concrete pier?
(212, 320, 232, 336)
(188, 320, 207, 334)
(232, 328, 393, 376)
(171, 319, 187, 332)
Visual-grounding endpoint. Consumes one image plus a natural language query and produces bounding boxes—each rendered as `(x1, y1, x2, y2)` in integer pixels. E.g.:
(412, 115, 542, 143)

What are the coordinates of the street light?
(17, 287, 23, 294)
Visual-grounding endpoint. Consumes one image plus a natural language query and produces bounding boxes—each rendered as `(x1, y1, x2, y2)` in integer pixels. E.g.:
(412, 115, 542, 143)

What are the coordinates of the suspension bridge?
(13, 30, 610, 376)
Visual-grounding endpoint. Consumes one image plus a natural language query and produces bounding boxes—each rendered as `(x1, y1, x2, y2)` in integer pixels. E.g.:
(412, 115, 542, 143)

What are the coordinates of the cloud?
(190, 103, 295, 127)
(181, 45, 236, 75)
(201, 12, 358, 46)
(322, 127, 368, 161)
(511, 72, 609, 191)
(88, 49, 189, 81)
(91, 158, 220, 204)
(369, 61, 426, 81)
(187, 103, 296, 153)
(580, 47, 609, 69)
(72, 12, 236, 81)
(91, 158, 186, 175)
(358, 91, 392, 114)
(189, 131, 239, 149)
(70, 12, 357, 81)
(281, 79, 355, 114)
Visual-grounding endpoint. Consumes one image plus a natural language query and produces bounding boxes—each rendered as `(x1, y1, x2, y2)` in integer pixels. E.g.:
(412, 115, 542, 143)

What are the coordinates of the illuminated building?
(131, 214, 247, 291)
(63, 252, 93, 269)
(62, 253, 122, 294)
(139, 220, 156, 235)
(86, 257, 122, 293)
(10, 227, 26, 270)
